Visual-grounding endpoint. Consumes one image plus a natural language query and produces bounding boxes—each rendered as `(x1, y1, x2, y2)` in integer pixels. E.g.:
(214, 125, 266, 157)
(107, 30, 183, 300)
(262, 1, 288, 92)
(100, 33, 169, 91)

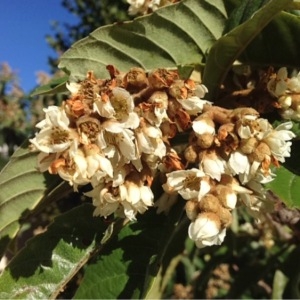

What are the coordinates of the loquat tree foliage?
(1, 0, 300, 299)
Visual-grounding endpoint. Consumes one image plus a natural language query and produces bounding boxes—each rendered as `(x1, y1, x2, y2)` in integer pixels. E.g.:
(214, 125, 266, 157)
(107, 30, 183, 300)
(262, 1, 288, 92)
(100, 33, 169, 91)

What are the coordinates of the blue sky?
(1, 0, 78, 93)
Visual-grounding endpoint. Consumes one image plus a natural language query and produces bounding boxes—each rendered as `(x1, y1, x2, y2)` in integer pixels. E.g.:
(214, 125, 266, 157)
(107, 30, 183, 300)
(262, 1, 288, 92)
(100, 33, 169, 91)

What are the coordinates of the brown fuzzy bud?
(169, 80, 185, 99)
(218, 207, 233, 227)
(160, 120, 177, 139)
(148, 68, 179, 89)
(239, 137, 258, 154)
(196, 133, 215, 148)
(198, 194, 221, 214)
(185, 200, 199, 220)
(250, 141, 271, 162)
(184, 144, 200, 164)
(212, 185, 237, 209)
(124, 67, 148, 92)
(148, 91, 169, 109)
(230, 107, 259, 122)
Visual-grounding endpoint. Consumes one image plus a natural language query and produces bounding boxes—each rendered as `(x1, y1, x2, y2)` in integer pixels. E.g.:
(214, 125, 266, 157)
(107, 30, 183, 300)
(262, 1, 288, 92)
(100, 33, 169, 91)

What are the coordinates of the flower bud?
(124, 67, 148, 92)
(188, 212, 226, 248)
(184, 144, 200, 164)
(198, 194, 221, 213)
(212, 185, 237, 209)
(278, 95, 292, 109)
(192, 116, 215, 136)
(239, 137, 258, 154)
(250, 142, 271, 162)
(185, 199, 199, 220)
(218, 207, 233, 227)
(196, 132, 215, 148)
(169, 80, 185, 99)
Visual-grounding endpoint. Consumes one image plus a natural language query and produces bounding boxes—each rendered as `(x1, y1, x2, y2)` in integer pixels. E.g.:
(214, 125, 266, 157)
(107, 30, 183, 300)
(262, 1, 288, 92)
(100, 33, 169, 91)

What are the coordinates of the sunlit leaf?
(266, 166, 300, 208)
(0, 204, 108, 299)
(0, 142, 65, 256)
(272, 270, 289, 299)
(30, 76, 69, 96)
(59, 0, 228, 81)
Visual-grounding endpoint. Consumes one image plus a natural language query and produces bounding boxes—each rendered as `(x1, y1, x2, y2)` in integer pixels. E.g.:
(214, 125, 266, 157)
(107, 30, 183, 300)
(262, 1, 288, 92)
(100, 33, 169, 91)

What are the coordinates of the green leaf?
(0, 203, 108, 299)
(58, 0, 227, 81)
(0, 141, 65, 256)
(74, 201, 187, 299)
(30, 76, 69, 97)
(203, 0, 292, 100)
(266, 166, 300, 208)
(272, 270, 289, 299)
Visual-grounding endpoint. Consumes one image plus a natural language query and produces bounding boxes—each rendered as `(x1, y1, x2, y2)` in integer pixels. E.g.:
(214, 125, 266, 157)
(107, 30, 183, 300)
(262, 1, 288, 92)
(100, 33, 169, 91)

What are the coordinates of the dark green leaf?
(203, 0, 292, 100)
(0, 203, 108, 299)
(74, 201, 187, 299)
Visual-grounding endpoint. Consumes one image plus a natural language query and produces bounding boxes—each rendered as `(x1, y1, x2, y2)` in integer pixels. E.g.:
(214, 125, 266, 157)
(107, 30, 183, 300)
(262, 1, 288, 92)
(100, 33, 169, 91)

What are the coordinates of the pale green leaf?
(30, 76, 69, 97)
(266, 166, 300, 208)
(58, 0, 227, 81)
(0, 204, 107, 299)
(272, 270, 289, 299)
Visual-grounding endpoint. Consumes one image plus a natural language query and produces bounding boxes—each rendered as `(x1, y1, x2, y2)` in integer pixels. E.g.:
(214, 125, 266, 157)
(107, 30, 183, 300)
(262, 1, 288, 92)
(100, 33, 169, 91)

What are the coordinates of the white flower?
(237, 118, 270, 140)
(194, 83, 208, 98)
(127, 0, 162, 15)
(228, 151, 250, 176)
(143, 91, 169, 126)
(267, 67, 288, 97)
(66, 82, 81, 94)
(29, 106, 73, 153)
(199, 151, 226, 181)
(87, 176, 154, 221)
(176, 97, 211, 115)
(288, 71, 300, 92)
(262, 121, 295, 162)
(192, 118, 215, 136)
(188, 212, 226, 248)
(127, 0, 146, 15)
(58, 142, 93, 189)
(103, 120, 139, 162)
(163, 168, 210, 200)
(86, 149, 114, 180)
(93, 94, 115, 118)
(94, 87, 138, 126)
(135, 119, 166, 159)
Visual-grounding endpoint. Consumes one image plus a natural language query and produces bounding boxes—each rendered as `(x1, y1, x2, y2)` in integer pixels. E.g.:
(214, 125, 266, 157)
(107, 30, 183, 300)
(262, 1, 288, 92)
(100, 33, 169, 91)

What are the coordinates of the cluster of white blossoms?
(127, 0, 178, 15)
(30, 65, 295, 249)
(268, 67, 300, 121)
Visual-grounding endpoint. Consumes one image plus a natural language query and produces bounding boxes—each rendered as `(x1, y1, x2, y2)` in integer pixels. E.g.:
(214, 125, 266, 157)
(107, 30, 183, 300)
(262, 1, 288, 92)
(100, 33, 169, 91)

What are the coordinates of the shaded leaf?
(74, 201, 187, 299)
(0, 203, 108, 299)
(59, 0, 227, 81)
(0, 141, 65, 256)
(203, 0, 292, 100)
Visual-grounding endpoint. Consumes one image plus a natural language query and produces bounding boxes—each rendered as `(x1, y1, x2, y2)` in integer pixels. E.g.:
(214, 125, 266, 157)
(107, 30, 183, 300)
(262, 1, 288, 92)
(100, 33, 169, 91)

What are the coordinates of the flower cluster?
(30, 66, 209, 222)
(30, 65, 295, 249)
(268, 67, 300, 120)
(127, 0, 179, 15)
